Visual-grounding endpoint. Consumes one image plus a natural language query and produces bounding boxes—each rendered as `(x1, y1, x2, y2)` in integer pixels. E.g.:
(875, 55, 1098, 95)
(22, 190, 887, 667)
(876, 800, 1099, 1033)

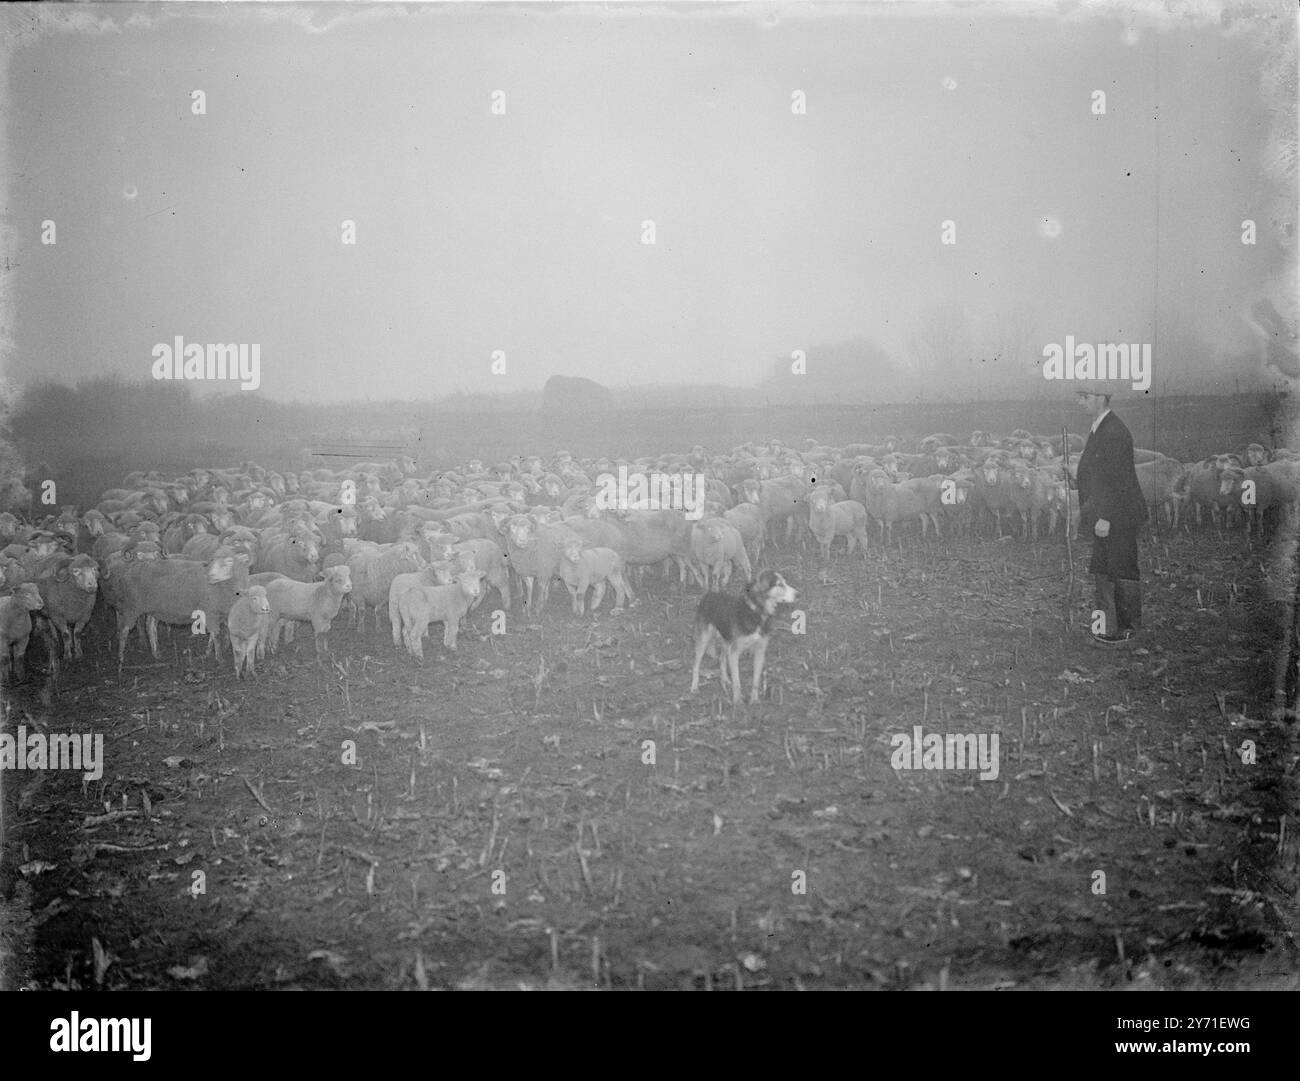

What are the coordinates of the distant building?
(542, 375, 615, 412)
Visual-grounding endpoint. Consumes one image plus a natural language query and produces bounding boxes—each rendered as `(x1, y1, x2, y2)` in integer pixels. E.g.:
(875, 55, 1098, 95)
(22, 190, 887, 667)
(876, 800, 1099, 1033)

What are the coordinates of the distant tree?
(0, 378, 29, 512)
(762, 336, 903, 402)
(907, 300, 970, 385)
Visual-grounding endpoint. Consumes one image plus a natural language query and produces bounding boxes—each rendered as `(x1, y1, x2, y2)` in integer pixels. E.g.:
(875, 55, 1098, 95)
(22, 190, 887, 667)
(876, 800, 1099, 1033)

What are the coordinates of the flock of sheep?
(0, 427, 1291, 684)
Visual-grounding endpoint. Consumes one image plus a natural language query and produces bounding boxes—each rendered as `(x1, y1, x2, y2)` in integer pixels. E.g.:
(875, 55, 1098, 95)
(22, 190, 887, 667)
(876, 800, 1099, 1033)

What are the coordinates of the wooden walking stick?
(1062, 425, 1074, 627)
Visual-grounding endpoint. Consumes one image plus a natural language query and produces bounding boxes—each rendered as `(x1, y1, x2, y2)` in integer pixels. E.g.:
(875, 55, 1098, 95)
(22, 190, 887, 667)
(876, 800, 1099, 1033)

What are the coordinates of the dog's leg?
(750, 637, 770, 704)
(728, 646, 743, 703)
(690, 627, 710, 692)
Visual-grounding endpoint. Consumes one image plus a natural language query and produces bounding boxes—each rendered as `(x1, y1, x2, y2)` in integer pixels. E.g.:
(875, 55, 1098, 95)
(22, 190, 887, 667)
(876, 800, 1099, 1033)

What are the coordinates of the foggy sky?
(2, 2, 1295, 401)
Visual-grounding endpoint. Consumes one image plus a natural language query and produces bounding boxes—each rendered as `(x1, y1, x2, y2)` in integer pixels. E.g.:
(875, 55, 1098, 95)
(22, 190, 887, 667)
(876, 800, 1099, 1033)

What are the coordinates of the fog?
(2, 1, 1295, 403)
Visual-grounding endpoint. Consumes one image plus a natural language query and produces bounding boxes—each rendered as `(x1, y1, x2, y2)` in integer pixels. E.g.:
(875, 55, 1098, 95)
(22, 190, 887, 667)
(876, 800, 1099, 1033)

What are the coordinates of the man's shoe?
(1090, 629, 1134, 647)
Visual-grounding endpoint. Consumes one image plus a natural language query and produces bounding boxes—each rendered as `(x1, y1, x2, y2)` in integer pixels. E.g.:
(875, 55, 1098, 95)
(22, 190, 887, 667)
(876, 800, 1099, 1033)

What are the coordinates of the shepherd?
(1074, 383, 1148, 644)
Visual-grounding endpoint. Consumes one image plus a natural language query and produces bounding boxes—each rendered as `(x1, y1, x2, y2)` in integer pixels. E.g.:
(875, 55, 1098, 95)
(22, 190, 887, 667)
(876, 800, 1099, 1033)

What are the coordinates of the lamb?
(0, 583, 44, 682)
(394, 569, 485, 660)
(227, 585, 271, 678)
(689, 518, 752, 590)
(450, 537, 511, 611)
(387, 561, 462, 647)
(264, 565, 353, 657)
(558, 541, 635, 614)
(806, 492, 870, 561)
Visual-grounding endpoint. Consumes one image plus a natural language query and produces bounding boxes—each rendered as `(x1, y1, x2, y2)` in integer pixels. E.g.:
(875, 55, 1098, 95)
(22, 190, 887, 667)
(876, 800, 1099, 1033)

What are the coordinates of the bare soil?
(2, 526, 1297, 990)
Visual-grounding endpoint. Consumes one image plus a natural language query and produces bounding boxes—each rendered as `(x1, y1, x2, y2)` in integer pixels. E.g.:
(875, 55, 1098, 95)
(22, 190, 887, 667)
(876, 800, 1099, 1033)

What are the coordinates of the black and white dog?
(690, 570, 798, 705)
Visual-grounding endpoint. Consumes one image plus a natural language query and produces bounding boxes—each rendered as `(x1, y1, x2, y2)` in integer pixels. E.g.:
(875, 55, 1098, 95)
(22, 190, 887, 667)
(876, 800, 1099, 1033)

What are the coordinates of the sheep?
(0, 583, 44, 682)
(1182, 456, 1240, 529)
(740, 471, 815, 548)
(0, 555, 27, 592)
(98, 539, 163, 621)
(558, 541, 635, 614)
(345, 539, 427, 633)
(388, 564, 456, 648)
(1135, 457, 1189, 530)
(264, 566, 353, 657)
(806, 492, 871, 560)
(609, 508, 695, 586)
(502, 514, 580, 613)
(561, 513, 627, 559)
(254, 531, 320, 581)
(860, 469, 941, 546)
(28, 553, 99, 660)
(689, 518, 752, 590)
(0, 512, 25, 547)
(444, 510, 500, 543)
(970, 460, 1017, 538)
(17, 534, 63, 578)
(1219, 462, 1300, 539)
(228, 585, 271, 678)
(1005, 463, 1056, 540)
(110, 547, 247, 664)
(448, 537, 511, 612)
(182, 526, 259, 565)
(931, 470, 976, 537)
(162, 513, 212, 555)
(395, 569, 484, 660)
(722, 502, 765, 562)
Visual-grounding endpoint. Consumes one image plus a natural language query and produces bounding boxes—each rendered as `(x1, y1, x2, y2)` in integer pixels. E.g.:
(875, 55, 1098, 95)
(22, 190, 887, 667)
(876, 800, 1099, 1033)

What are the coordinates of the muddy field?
(3, 516, 1297, 990)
